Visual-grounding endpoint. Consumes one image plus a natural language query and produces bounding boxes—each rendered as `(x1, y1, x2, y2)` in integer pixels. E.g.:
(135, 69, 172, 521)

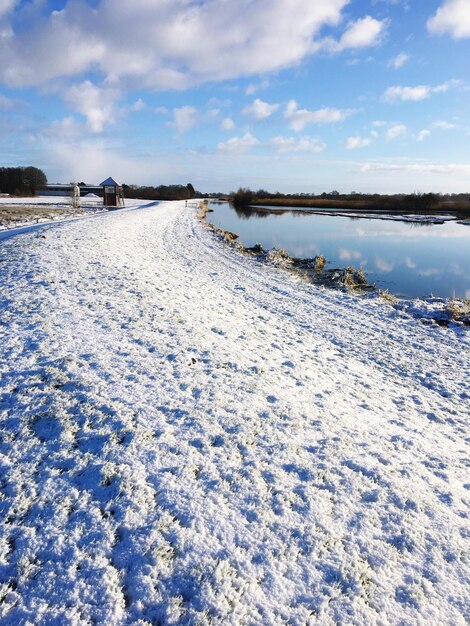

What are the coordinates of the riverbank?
(199, 202, 470, 326)
(244, 196, 470, 217)
(231, 203, 464, 225)
(1, 200, 468, 623)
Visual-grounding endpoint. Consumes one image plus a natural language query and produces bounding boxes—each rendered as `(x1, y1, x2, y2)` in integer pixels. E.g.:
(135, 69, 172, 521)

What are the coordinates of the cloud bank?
(0, 0, 349, 89)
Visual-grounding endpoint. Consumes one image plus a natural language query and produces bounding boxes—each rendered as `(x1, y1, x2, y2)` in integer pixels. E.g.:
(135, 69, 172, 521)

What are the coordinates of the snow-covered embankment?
(0, 201, 468, 624)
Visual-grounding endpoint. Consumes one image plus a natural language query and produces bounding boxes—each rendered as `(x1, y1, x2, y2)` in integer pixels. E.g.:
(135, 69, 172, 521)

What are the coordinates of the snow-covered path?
(0, 201, 469, 625)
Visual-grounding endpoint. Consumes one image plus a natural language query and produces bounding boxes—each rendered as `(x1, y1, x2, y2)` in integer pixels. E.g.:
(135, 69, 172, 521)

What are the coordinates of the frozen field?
(0, 196, 98, 231)
(0, 200, 469, 624)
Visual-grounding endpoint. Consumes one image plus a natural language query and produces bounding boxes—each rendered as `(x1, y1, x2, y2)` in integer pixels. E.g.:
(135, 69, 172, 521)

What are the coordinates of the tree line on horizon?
(229, 187, 470, 212)
(0, 169, 199, 202)
(0, 167, 47, 196)
(2, 166, 468, 212)
(123, 183, 199, 201)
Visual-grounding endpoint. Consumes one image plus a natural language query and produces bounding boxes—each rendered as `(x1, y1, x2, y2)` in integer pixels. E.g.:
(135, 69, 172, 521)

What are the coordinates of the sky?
(0, 0, 469, 193)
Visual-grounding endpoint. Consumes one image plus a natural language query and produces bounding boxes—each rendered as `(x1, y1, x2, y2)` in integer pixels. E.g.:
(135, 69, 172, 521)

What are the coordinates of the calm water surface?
(208, 202, 470, 299)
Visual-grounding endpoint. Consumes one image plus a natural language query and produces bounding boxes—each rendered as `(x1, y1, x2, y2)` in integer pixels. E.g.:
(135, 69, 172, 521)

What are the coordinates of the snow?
(0, 197, 150, 233)
(0, 200, 469, 624)
(256, 205, 459, 224)
(0, 196, 74, 207)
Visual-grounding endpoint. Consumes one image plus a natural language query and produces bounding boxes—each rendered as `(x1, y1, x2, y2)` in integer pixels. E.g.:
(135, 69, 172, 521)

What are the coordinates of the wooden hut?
(100, 177, 123, 208)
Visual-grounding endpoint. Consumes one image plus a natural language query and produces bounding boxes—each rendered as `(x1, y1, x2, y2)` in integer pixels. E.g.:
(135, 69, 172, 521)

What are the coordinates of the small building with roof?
(100, 177, 123, 208)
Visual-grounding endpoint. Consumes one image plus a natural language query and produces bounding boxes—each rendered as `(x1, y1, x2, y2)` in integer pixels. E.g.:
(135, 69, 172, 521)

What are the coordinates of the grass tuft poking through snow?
(0, 200, 469, 624)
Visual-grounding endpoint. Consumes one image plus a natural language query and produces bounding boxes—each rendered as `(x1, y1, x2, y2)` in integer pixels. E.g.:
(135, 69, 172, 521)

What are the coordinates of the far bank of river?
(206, 201, 470, 300)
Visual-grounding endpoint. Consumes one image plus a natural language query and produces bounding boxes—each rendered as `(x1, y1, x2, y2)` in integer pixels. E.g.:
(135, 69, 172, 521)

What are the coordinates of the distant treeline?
(123, 183, 199, 201)
(230, 188, 470, 213)
(0, 166, 47, 196)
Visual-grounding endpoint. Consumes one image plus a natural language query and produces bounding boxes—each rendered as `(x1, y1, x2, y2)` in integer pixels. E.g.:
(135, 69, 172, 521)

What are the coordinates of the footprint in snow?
(211, 327, 225, 336)
(427, 412, 444, 423)
(362, 490, 380, 503)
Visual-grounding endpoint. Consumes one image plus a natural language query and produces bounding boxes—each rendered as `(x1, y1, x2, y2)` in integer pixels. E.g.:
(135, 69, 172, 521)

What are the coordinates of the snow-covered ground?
(0, 196, 75, 206)
(0, 200, 468, 625)
(0, 196, 147, 232)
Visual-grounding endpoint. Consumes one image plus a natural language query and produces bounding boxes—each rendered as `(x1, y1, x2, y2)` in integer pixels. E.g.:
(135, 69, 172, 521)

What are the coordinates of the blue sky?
(0, 0, 469, 193)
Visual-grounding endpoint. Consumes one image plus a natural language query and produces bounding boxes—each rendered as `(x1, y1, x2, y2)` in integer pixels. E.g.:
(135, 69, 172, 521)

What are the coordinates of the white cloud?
(268, 136, 326, 153)
(130, 98, 145, 112)
(427, 0, 470, 39)
(63, 81, 119, 133)
(317, 16, 388, 53)
(0, 0, 350, 89)
(167, 106, 198, 134)
(432, 120, 457, 129)
(416, 129, 431, 141)
(246, 80, 270, 96)
(345, 135, 372, 149)
(285, 100, 352, 131)
(220, 117, 235, 131)
(389, 52, 409, 69)
(40, 135, 154, 186)
(0, 0, 18, 19)
(386, 123, 407, 140)
(361, 161, 470, 175)
(218, 132, 259, 153)
(383, 85, 430, 102)
(242, 98, 279, 120)
(383, 80, 460, 102)
(338, 16, 387, 49)
(432, 79, 462, 93)
(41, 116, 82, 140)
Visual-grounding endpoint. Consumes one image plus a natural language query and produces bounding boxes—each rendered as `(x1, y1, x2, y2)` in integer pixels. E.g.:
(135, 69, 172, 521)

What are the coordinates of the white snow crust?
(0, 197, 146, 233)
(0, 196, 74, 206)
(0, 200, 469, 625)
